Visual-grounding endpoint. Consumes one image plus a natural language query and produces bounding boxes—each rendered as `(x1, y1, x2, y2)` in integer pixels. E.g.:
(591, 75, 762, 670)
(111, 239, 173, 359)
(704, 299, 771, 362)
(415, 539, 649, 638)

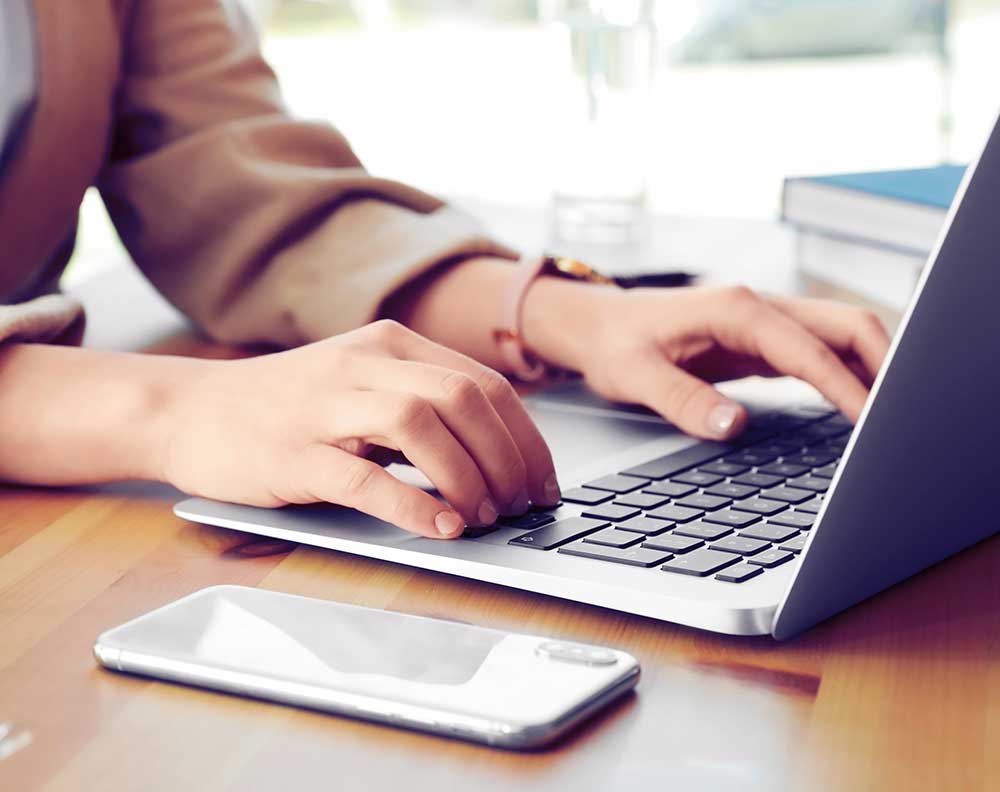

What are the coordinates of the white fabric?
(0, 294, 85, 346)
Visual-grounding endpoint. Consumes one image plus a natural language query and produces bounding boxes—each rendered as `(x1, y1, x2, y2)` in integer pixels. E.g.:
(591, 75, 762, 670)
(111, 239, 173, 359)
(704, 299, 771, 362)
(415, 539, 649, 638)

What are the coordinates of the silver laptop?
(177, 113, 1000, 639)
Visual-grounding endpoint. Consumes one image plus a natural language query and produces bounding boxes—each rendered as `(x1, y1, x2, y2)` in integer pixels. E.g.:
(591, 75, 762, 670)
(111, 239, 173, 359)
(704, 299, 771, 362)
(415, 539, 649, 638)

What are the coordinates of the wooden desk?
(2, 216, 994, 791)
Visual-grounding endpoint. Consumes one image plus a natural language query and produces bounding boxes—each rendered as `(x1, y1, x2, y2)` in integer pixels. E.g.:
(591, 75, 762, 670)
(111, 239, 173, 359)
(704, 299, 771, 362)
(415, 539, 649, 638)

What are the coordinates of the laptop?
(176, 113, 1000, 639)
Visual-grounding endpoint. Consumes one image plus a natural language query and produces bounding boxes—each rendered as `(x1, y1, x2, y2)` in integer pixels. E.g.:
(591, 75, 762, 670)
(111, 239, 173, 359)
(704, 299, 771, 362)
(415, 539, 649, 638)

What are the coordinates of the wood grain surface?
(2, 330, 998, 791)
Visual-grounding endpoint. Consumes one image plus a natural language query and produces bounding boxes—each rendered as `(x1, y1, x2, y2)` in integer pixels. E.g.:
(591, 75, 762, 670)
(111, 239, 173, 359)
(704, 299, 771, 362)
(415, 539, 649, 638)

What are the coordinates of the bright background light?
(69, 0, 1000, 283)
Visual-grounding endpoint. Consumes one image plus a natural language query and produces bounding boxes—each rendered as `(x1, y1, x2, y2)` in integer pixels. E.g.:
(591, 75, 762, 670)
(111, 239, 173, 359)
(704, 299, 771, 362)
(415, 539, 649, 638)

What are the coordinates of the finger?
(297, 444, 465, 539)
(712, 292, 870, 421)
(373, 321, 561, 507)
(601, 348, 748, 440)
(766, 295, 892, 382)
(323, 391, 498, 529)
(354, 356, 530, 515)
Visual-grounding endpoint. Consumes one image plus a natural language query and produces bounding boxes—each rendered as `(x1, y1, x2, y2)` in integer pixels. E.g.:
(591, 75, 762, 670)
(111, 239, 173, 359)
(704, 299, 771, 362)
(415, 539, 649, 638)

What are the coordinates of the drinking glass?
(547, 1, 657, 245)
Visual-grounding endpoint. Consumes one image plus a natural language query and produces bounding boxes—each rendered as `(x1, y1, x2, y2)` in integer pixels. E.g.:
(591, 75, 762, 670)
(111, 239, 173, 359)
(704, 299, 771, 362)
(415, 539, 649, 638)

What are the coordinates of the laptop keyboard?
(490, 405, 851, 585)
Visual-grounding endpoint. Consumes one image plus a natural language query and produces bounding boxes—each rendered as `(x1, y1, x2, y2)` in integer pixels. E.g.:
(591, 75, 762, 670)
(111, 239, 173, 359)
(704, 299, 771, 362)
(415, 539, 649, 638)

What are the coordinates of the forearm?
(384, 256, 617, 374)
(0, 344, 200, 486)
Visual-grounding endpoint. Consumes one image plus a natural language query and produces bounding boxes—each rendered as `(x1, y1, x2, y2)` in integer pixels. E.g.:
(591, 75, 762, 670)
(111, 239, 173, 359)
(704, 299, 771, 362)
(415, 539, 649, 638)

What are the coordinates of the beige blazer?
(0, 0, 509, 348)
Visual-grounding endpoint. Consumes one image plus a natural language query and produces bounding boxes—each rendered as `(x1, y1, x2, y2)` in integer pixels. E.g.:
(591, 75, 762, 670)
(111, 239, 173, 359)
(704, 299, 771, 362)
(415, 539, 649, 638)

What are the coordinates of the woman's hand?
(161, 320, 560, 538)
(526, 283, 892, 440)
(385, 258, 893, 442)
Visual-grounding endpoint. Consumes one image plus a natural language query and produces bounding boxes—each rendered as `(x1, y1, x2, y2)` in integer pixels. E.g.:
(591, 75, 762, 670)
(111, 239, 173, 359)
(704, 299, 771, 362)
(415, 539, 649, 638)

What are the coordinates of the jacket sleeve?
(98, 0, 513, 347)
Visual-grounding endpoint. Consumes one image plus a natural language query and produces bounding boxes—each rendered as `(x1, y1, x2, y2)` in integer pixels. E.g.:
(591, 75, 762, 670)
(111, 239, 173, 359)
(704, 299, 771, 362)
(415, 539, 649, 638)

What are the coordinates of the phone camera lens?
(536, 641, 618, 666)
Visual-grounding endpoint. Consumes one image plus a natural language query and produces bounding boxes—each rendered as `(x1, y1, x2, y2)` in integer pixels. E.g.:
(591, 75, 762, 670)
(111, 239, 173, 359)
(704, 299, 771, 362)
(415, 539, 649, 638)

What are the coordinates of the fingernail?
(707, 403, 740, 438)
(509, 490, 530, 516)
(542, 473, 562, 505)
(477, 498, 499, 526)
(435, 511, 464, 538)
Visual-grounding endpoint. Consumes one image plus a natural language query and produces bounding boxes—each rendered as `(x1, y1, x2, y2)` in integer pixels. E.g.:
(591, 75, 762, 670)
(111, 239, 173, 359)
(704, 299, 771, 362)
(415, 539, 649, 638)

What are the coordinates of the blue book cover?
(809, 164, 966, 209)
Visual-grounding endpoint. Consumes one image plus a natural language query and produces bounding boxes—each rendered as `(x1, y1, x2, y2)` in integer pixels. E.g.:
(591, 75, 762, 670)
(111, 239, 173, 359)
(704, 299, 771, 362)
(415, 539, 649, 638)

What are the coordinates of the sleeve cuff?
(0, 295, 86, 346)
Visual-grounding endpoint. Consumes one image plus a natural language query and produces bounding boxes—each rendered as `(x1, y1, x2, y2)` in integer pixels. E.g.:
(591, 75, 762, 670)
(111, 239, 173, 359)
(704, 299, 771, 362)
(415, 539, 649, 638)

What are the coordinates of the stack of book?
(781, 164, 966, 312)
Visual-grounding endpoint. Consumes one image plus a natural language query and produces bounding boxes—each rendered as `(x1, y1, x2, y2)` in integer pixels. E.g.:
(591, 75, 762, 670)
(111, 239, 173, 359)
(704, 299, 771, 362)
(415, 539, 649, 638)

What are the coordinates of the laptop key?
(620, 441, 733, 480)
(616, 515, 674, 535)
(661, 548, 740, 577)
(642, 481, 697, 498)
(751, 440, 804, 455)
(784, 451, 838, 468)
(813, 463, 839, 479)
(788, 476, 830, 493)
(672, 471, 725, 487)
(583, 528, 644, 548)
(508, 517, 608, 550)
(705, 482, 759, 499)
(715, 562, 765, 583)
(796, 501, 823, 514)
(502, 511, 557, 530)
(759, 462, 810, 478)
(641, 534, 704, 554)
(724, 451, 777, 467)
(461, 524, 502, 539)
(614, 492, 670, 510)
(763, 486, 814, 504)
(702, 509, 761, 528)
(733, 497, 787, 516)
(768, 512, 815, 529)
(647, 504, 704, 523)
(780, 535, 809, 554)
(672, 521, 734, 541)
(559, 542, 674, 567)
(675, 494, 731, 511)
(740, 524, 800, 543)
(699, 461, 750, 477)
(584, 474, 648, 494)
(732, 472, 785, 489)
(710, 536, 771, 556)
(581, 503, 642, 522)
(747, 549, 795, 568)
(561, 487, 613, 505)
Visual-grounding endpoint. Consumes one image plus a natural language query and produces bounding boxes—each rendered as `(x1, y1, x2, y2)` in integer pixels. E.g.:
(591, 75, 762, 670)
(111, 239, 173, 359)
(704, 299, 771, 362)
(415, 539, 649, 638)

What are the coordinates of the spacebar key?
(508, 517, 609, 550)
(620, 441, 734, 480)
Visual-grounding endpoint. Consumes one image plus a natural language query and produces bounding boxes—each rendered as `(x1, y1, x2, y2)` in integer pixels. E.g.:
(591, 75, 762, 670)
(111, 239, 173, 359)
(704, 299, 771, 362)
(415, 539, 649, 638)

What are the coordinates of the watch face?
(550, 256, 613, 284)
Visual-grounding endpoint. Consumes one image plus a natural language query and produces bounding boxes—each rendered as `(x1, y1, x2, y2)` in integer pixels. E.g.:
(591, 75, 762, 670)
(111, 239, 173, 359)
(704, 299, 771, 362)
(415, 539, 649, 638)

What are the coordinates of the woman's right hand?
(159, 320, 561, 539)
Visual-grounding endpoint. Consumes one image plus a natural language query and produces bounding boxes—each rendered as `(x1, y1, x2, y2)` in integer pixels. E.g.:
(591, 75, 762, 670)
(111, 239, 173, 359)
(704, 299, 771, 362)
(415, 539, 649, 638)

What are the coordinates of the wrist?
(521, 276, 622, 374)
(135, 355, 221, 485)
(0, 345, 209, 486)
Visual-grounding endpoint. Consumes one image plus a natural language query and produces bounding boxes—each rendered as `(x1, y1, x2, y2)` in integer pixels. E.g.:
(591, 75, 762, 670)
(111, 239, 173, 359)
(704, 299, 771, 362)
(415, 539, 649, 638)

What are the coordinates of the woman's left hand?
(525, 283, 892, 441)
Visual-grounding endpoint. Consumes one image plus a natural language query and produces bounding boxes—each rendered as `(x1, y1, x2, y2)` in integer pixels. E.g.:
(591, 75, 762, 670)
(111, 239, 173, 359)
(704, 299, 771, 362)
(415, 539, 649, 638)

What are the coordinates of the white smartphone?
(93, 585, 639, 749)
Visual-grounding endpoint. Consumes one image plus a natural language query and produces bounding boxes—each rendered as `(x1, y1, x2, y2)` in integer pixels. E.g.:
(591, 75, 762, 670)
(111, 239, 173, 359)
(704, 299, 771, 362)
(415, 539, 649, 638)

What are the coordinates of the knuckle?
(858, 308, 885, 334)
(499, 455, 528, 491)
(393, 395, 435, 435)
(452, 464, 488, 503)
(722, 284, 758, 307)
(802, 344, 840, 383)
(387, 487, 421, 526)
(476, 368, 517, 406)
(439, 371, 485, 413)
(365, 318, 407, 345)
(340, 460, 380, 503)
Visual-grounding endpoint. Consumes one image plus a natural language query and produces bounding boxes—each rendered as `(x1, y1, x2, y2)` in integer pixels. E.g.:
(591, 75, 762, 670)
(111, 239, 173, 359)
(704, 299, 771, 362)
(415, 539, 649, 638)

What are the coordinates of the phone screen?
(97, 586, 638, 739)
